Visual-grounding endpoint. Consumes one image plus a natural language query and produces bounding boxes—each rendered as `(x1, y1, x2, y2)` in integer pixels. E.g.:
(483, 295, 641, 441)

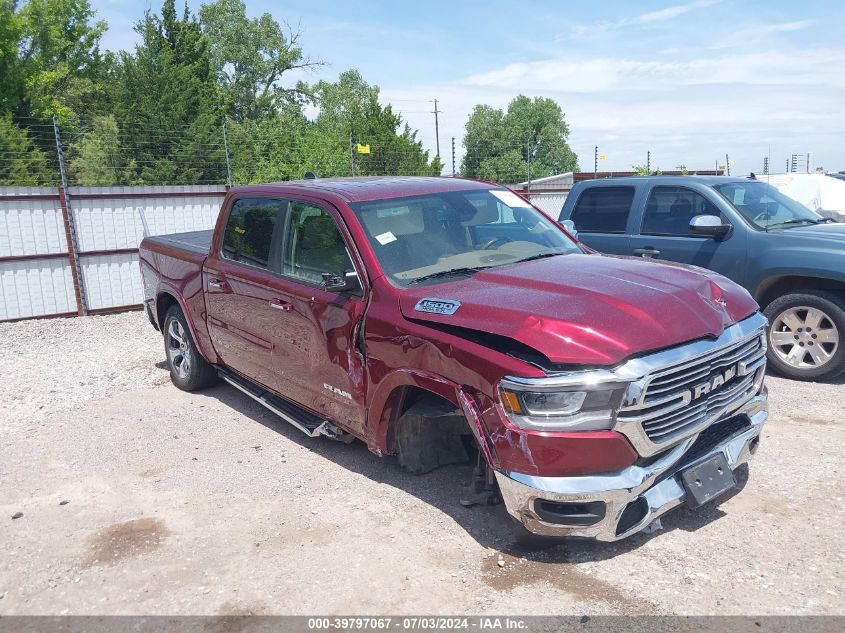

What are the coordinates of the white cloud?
(381, 48, 845, 176)
(569, 0, 723, 37)
(461, 51, 845, 93)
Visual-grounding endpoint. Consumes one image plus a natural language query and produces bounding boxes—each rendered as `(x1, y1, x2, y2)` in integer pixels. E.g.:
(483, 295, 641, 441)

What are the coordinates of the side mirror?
(321, 271, 360, 293)
(689, 215, 731, 240)
(561, 219, 578, 239)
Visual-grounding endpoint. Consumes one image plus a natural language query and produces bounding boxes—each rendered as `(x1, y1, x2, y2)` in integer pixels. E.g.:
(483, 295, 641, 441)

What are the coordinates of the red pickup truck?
(139, 176, 769, 543)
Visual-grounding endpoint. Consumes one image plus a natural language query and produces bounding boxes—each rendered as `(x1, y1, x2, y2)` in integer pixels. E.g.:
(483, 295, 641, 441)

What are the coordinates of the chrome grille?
(618, 331, 766, 446)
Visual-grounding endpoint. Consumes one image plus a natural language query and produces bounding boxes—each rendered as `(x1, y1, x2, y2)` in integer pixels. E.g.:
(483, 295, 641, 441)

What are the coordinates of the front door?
(266, 198, 367, 434)
(628, 185, 748, 286)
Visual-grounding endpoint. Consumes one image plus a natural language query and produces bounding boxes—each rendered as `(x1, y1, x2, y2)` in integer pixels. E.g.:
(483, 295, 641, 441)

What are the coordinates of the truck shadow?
(202, 381, 748, 563)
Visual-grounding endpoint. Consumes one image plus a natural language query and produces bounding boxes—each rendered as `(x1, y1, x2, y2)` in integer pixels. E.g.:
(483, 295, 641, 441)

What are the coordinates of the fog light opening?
(616, 497, 649, 536)
(533, 499, 606, 527)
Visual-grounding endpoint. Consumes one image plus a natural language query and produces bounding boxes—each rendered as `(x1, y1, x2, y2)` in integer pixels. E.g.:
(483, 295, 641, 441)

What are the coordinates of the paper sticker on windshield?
(375, 231, 397, 245)
(415, 298, 461, 315)
(490, 190, 532, 208)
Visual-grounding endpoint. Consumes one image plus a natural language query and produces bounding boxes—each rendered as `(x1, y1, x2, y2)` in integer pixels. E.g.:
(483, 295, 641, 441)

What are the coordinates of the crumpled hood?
(399, 253, 759, 366)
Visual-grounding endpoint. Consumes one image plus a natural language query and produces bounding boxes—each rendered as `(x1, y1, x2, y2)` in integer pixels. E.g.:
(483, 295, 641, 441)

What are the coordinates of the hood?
(769, 221, 845, 244)
(399, 253, 758, 367)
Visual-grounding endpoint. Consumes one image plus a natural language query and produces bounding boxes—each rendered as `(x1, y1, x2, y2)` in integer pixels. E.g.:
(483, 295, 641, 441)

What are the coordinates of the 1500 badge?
(414, 298, 461, 315)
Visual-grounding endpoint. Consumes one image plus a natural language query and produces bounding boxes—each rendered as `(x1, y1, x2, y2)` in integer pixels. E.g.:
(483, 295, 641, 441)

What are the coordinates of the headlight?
(498, 379, 626, 431)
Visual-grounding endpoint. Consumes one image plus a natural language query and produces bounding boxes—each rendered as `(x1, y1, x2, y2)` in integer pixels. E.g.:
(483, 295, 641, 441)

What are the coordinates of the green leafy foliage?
(68, 115, 136, 185)
(108, 0, 225, 184)
(0, 0, 107, 123)
(462, 96, 578, 183)
(0, 113, 55, 184)
(199, 0, 319, 121)
(632, 164, 662, 176)
(228, 70, 441, 182)
(2, 1, 550, 186)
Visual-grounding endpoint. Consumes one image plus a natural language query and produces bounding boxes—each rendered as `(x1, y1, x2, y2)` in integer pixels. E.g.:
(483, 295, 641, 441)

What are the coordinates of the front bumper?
(496, 394, 767, 541)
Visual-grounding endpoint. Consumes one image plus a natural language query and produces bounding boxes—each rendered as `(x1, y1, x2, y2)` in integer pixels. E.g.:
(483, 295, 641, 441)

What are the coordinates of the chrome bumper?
(496, 394, 768, 541)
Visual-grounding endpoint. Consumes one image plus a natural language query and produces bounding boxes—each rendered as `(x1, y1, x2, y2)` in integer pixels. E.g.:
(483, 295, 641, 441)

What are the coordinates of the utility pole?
(807, 152, 811, 173)
(432, 99, 441, 160)
(647, 151, 651, 174)
(53, 115, 88, 315)
(594, 145, 598, 178)
(725, 153, 730, 176)
(349, 132, 355, 176)
(527, 140, 531, 195)
(451, 137, 456, 177)
(222, 119, 233, 186)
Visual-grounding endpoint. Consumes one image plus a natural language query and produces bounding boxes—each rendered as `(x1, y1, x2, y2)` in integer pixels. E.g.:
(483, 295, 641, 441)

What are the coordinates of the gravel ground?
(1, 311, 844, 615)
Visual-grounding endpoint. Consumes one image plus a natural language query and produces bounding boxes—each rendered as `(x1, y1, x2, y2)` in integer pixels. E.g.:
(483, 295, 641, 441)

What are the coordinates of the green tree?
(0, 113, 55, 184)
(0, 0, 108, 123)
(199, 0, 320, 121)
(227, 105, 310, 183)
(109, 0, 225, 184)
(68, 115, 137, 185)
(309, 69, 441, 177)
(462, 95, 578, 183)
(632, 164, 662, 176)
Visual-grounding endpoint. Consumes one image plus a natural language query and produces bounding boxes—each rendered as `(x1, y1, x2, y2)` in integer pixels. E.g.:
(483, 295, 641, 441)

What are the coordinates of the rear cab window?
(571, 187, 635, 233)
(221, 198, 286, 270)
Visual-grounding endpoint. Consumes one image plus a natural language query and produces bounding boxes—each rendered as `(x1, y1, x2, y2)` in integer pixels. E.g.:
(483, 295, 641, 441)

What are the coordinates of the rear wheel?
(764, 290, 845, 381)
(163, 305, 217, 391)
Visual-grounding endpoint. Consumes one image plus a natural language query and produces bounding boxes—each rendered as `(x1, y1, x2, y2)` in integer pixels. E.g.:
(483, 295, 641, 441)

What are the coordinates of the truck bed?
(142, 230, 213, 256)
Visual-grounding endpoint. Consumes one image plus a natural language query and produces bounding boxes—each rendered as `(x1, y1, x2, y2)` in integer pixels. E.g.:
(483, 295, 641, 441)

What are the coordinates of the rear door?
(565, 184, 637, 254)
(204, 197, 287, 386)
(628, 185, 747, 284)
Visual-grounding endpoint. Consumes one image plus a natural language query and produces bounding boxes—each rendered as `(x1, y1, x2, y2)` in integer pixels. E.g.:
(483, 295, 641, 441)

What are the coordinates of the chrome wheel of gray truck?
(163, 305, 218, 391)
(764, 291, 845, 381)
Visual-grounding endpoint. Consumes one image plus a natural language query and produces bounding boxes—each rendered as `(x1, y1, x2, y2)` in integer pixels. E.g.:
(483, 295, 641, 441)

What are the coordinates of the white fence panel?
(69, 186, 225, 252)
(142, 194, 224, 236)
(0, 258, 76, 320)
(0, 188, 66, 257)
(80, 252, 144, 310)
(1, 185, 227, 321)
(526, 192, 568, 218)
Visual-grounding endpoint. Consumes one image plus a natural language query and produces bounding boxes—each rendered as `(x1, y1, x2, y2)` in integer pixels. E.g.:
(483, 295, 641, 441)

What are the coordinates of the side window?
(641, 186, 726, 236)
(571, 187, 635, 233)
(221, 198, 284, 269)
(283, 202, 354, 285)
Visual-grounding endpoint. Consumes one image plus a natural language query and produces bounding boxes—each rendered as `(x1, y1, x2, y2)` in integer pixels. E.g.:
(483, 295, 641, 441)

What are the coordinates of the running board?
(218, 370, 352, 442)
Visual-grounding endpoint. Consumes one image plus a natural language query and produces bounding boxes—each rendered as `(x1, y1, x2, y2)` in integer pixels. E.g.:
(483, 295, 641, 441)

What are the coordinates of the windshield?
(350, 188, 580, 286)
(713, 180, 824, 229)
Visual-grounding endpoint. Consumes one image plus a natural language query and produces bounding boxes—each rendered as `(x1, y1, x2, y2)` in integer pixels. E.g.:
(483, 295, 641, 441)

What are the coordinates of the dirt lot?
(1, 312, 844, 615)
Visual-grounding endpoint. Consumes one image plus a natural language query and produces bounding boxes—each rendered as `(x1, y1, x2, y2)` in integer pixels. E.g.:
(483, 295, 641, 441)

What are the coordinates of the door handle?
(633, 247, 661, 258)
(269, 298, 293, 311)
(208, 278, 226, 289)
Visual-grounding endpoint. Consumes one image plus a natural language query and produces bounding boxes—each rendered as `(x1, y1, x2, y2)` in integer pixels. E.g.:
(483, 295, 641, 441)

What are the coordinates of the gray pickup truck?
(559, 176, 845, 381)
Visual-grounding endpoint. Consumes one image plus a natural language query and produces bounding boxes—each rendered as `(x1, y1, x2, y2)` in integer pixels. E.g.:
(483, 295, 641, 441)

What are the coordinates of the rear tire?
(163, 305, 217, 391)
(764, 290, 845, 381)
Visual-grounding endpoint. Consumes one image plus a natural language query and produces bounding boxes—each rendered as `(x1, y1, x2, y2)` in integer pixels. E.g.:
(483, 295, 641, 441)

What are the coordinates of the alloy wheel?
(769, 306, 840, 370)
(166, 319, 192, 379)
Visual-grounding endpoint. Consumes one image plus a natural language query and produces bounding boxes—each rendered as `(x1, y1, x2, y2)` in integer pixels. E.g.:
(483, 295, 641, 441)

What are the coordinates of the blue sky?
(92, 0, 845, 176)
